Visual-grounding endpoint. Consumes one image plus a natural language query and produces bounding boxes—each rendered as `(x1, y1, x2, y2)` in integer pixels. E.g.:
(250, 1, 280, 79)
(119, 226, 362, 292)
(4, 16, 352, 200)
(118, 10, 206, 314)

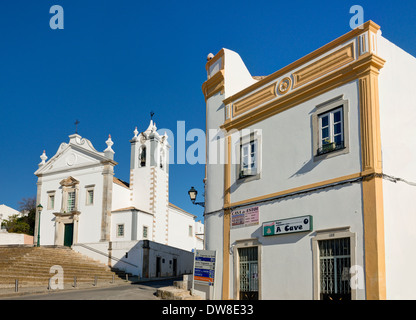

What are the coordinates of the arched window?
(160, 149, 164, 169)
(139, 145, 146, 167)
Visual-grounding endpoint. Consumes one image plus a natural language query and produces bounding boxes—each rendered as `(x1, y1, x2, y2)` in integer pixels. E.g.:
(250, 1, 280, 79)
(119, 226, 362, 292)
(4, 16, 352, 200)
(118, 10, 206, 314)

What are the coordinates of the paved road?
(2, 279, 177, 300)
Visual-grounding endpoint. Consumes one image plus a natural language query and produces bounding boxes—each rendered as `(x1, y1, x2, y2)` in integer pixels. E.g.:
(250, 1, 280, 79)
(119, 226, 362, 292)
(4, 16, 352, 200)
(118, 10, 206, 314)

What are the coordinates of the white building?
(34, 120, 203, 277)
(202, 21, 416, 300)
(0, 204, 34, 245)
(0, 204, 22, 228)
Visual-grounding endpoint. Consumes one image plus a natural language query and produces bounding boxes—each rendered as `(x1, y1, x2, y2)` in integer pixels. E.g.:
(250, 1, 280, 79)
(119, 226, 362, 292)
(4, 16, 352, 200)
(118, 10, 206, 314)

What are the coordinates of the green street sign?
(262, 215, 313, 237)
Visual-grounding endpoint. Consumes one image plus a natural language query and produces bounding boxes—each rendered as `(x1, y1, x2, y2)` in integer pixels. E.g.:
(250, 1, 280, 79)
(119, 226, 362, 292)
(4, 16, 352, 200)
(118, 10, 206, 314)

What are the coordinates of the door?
(64, 223, 74, 247)
(156, 256, 161, 277)
(238, 247, 259, 300)
(319, 238, 351, 300)
(172, 258, 177, 276)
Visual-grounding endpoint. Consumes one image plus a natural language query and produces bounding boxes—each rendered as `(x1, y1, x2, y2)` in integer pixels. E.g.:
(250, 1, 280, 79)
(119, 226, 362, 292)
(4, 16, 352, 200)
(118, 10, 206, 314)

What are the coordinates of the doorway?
(64, 223, 74, 247)
(156, 256, 161, 277)
(238, 247, 259, 300)
(173, 258, 177, 276)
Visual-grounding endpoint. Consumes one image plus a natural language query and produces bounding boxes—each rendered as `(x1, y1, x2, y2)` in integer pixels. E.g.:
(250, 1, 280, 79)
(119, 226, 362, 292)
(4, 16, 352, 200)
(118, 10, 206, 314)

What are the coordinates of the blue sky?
(1, 0, 415, 223)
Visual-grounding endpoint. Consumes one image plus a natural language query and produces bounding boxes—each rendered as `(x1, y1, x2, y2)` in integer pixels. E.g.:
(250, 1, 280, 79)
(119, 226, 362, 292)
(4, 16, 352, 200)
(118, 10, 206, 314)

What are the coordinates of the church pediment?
(35, 134, 116, 176)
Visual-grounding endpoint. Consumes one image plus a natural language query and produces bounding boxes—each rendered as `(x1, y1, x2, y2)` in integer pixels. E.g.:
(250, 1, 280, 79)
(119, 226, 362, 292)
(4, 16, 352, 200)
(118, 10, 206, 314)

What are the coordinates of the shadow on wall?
(111, 240, 194, 279)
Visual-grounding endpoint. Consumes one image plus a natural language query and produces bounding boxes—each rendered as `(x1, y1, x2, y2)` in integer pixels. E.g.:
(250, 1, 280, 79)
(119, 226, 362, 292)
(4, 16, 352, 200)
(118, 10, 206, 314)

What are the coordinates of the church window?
(189, 225, 193, 237)
(86, 188, 94, 205)
(47, 192, 55, 210)
(60, 176, 79, 213)
(160, 149, 165, 169)
(117, 224, 125, 237)
(67, 191, 76, 212)
(139, 146, 146, 167)
(143, 225, 148, 239)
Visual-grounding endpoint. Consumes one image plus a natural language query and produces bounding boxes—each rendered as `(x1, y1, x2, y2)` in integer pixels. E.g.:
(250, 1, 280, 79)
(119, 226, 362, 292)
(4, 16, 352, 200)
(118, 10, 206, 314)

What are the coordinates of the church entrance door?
(64, 223, 74, 247)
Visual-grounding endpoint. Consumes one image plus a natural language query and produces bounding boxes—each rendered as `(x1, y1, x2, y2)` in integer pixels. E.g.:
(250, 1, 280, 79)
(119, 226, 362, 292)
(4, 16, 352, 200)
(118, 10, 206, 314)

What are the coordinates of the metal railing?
(317, 141, 345, 156)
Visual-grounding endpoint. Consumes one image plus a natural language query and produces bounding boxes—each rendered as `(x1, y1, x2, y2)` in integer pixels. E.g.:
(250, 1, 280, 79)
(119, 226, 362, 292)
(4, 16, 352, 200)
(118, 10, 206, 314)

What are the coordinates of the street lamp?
(36, 204, 43, 247)
(188, 187, 205, 207)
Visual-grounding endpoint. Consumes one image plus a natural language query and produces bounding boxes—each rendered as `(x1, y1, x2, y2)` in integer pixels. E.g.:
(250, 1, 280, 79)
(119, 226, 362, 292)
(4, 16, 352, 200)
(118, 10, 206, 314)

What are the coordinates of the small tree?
(1, 197, 37, 235)
(1, 214, 30, 234)
(18, 197, 37, 235)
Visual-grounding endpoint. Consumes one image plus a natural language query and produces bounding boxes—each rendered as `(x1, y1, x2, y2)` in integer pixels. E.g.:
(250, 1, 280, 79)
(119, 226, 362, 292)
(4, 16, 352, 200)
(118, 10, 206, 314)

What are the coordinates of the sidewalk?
(0, 276, 180, 299)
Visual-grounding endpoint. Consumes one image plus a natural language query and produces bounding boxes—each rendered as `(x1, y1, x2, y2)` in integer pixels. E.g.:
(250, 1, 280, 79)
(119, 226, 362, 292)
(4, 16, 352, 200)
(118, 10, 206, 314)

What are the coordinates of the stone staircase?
(0, 246, 131, 289)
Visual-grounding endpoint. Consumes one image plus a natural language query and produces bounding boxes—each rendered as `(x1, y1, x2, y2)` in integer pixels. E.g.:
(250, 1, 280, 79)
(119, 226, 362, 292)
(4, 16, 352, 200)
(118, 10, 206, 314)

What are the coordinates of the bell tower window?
(139, 146, 146, 167)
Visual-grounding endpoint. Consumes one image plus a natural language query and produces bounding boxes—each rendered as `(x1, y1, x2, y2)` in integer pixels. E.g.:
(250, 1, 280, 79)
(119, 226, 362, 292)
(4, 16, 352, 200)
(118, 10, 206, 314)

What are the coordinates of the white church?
(34, 120, 203, 278)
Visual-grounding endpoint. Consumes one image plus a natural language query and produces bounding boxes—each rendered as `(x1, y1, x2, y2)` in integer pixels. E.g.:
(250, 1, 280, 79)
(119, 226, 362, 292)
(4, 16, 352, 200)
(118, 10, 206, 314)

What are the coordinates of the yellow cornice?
(221, 53, 385, 132)
(202, 70, 225, 100)
(223, 20, 380, 106)
(233, 82, 277, 117)
(205, 48, 225, 74)
(224, 171, 374, 210)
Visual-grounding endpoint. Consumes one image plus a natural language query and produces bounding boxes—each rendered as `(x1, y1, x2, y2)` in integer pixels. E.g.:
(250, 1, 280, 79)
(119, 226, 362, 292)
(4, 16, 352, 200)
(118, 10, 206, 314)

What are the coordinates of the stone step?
(0, 269, 118, 279)
(0, 277, 129, 289)
(156, 286, 203, 300)
(0, 261, 111, 270)
(0, 246, 128, 288)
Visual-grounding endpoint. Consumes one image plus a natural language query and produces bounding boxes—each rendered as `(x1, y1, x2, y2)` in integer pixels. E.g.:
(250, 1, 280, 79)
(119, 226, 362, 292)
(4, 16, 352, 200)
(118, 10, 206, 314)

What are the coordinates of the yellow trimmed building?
(202, 21, 416, 300)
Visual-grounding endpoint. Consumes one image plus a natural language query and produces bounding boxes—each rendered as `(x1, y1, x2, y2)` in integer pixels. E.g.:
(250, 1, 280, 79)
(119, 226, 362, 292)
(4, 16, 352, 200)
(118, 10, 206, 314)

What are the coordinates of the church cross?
(74, 119, 80, 134)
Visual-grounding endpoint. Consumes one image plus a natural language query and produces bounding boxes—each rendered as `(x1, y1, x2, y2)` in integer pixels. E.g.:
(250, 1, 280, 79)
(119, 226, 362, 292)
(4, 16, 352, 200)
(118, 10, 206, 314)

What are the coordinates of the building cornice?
(221, 52, 385, 132)
(222, 20, 380, 106)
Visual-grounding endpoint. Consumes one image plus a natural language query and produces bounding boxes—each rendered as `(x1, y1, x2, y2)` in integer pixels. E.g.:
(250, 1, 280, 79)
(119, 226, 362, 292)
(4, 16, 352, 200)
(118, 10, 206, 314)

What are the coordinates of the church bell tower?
(129, 120, 170, 244)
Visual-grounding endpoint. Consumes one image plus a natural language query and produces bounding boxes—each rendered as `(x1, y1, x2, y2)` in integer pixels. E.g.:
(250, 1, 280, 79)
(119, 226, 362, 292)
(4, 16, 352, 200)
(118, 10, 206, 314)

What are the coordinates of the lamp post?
(188, 187, 205, 207)
(36, 204, 43, 247)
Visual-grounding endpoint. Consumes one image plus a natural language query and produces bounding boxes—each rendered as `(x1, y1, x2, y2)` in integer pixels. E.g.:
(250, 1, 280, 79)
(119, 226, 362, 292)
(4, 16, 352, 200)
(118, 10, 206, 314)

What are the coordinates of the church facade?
(34, 120, 203, 277)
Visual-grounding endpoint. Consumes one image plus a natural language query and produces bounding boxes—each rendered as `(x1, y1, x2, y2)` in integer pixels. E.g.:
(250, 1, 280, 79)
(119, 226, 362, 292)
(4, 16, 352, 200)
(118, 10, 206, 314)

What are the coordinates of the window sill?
(314, 146, 348, 162)
(237, 172, 261, 184)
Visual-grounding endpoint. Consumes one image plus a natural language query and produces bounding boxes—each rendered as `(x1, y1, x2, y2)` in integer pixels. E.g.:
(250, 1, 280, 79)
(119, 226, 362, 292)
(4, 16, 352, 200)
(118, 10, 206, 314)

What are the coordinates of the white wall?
(204, 46, 365, 299)
(0, 232, 33, 245)
(168, 205, 202, 251)
(229, 81, 362, 204)
(145, 241, 194, 278)
(112, 180, 130, 211)
(110, 209, 154, 242)
(73, 240, 194, 277)
(229, 183, 365, 300)
(378, 35, 416, 180)
(378, 35, 416, 300)
(0, 205, 21, 227)
(204, 211, 224, 300)
(38, 164, 105, 245)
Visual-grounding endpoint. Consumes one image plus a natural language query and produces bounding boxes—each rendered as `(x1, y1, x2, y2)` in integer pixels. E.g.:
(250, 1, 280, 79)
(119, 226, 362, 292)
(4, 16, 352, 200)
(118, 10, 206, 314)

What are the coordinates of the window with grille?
(67, 191, 76, 212)
(48, 194, 55, 210)
(238, 247, 259, 300)
(117, 224, 124, 237)
(86, 189, 94, 205)
(319, 238, 351, 300)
